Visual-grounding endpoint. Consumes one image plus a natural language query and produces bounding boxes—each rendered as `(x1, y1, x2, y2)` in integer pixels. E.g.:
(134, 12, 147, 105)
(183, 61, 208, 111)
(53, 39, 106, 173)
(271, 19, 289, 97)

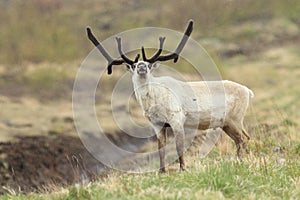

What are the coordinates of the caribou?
(86, 20, 254, 172)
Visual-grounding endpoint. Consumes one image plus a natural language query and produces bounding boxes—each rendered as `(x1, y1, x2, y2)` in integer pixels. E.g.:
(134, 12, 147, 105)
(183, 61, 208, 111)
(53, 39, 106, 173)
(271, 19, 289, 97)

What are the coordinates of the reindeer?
(86, 20, 254, 173)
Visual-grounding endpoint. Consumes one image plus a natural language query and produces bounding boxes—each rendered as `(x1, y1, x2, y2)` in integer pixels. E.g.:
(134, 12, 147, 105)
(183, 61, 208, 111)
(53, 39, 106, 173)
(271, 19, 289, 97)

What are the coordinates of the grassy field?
(0, 0, 300, 199)
(1, 155, 299, 199)
(1, 43, 299, 199)
(0, 0, 299, 65)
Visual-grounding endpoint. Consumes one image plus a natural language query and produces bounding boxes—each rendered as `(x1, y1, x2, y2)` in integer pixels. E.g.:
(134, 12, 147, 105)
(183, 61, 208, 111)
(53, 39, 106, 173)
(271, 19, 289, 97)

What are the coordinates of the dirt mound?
(0, 136, 101, 194)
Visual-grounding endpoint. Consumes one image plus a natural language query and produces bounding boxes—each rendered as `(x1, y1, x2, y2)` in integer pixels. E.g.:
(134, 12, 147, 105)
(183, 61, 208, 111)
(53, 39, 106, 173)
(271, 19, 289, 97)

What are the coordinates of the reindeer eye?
(148, 64, 152, 69)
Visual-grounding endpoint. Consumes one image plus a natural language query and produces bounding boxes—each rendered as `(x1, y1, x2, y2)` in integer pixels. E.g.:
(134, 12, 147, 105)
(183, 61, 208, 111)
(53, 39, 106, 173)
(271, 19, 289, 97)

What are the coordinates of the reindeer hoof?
(179, 166, 186, 172)
(159, 168, 166, 173)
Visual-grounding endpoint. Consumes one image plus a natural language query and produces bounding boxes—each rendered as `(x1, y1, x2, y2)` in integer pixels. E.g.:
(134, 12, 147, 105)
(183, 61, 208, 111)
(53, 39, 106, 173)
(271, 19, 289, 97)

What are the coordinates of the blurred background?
(0, 0, 299, 194)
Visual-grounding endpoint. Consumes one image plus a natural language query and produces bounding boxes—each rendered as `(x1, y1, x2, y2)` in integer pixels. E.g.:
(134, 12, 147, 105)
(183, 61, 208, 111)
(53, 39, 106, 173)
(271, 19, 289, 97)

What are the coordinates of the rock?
(4, 120, 33, 128)
(276, 158, 286, 166)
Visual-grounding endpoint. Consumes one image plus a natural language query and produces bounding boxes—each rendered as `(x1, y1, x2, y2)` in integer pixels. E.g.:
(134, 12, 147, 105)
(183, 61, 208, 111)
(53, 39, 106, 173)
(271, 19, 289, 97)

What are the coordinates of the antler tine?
(150, 37, 165, 61)
(142, 37, 166, 63)
(173, 19, 193, 58)
(86, 27, 124, 74)
(141, 46, 147, 61)
(115, 37, 135, 65)
(157, 19, 194, 63)
(134, 54, 140, 63)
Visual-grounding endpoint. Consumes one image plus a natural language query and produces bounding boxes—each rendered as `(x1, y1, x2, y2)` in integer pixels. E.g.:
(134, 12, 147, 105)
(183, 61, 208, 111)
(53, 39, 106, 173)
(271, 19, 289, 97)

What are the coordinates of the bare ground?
(0, 135, 101, 194)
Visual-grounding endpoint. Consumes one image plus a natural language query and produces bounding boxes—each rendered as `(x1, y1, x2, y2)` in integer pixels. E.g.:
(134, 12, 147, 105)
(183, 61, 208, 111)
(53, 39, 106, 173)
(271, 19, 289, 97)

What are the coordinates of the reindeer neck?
(132, 73, 157, 105)
(132, 73, 154, 90)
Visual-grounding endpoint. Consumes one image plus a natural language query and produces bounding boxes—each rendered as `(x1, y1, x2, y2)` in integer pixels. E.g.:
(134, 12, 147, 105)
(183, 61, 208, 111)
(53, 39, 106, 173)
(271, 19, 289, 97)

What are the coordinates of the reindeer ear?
(152, 62, 160, 69)
(149, 62, 159, 72)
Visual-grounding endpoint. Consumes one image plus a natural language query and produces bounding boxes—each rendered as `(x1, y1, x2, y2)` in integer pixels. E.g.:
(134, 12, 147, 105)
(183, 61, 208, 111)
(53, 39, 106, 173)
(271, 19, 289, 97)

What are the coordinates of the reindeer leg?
(173, 125, 185, 171)
(176, 132, 185, 171)
(157, 127, 167, 173)
(222, 122, 246, 160)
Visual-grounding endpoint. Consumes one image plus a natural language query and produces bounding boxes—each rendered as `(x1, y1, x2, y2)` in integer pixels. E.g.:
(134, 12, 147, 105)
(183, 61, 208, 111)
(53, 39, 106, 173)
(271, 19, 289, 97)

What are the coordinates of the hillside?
(0, 0, 299, 199)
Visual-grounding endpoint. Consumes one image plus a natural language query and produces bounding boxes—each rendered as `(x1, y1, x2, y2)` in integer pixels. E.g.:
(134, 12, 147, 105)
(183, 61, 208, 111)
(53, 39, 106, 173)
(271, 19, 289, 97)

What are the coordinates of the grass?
(0, 62, 77, 100)
(0, 0, 299, 66)
(1, 154, 299, 199)
(1, 99, 299, 199)
(0, 0, 299, 101)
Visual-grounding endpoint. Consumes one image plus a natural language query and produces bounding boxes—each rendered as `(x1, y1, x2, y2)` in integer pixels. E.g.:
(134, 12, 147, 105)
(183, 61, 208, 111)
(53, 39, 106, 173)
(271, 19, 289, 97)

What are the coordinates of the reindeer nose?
(137, 63, 147, 75)
(138, 63, 146, 69)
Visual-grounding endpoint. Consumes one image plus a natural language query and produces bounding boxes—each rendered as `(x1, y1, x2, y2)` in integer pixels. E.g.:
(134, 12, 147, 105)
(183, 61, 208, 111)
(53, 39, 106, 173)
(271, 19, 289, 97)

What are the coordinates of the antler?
(86, 20, 193, 73)
(142, 19, 193, 63)
(86, 27, 138, 74)
(141, 37, 166, 63)
(115, 37, 140, 65)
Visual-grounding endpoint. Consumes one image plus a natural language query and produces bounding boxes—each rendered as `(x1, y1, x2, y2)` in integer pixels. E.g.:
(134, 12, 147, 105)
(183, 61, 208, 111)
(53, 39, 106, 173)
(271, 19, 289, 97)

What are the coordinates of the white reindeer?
(86, 20, 254, 173)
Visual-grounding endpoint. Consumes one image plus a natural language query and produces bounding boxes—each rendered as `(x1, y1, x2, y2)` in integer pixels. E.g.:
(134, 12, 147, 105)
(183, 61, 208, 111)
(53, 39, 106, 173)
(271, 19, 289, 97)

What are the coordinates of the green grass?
(1, 107, 299, 200)
(1, 155, 299, 200)
(1, 115, 299, 199)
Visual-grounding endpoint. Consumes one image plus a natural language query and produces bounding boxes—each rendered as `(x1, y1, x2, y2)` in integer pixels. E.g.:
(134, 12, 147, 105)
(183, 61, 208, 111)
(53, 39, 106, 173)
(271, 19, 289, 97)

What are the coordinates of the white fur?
(130, 61, 254, 134)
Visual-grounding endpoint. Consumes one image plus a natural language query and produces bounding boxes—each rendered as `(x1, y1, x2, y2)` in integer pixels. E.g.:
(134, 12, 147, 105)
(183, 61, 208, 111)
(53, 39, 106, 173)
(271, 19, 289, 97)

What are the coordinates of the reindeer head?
(86, 20, 193, 76)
